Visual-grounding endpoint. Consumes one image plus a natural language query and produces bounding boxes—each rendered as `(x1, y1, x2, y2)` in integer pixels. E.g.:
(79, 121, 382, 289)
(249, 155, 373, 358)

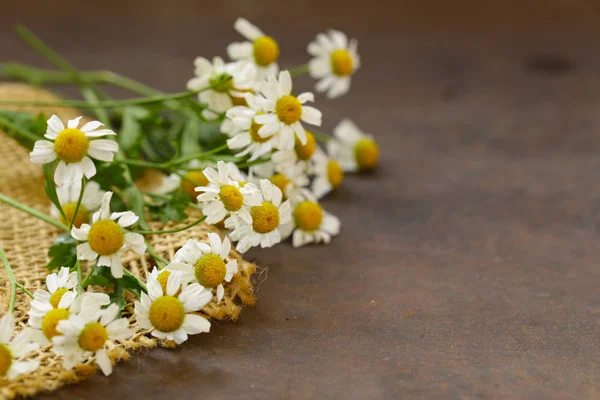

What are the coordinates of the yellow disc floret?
(354, 138, 379, 170)
(195, 254, 226, 288)
(250, 202, 280, 234)
(60, 203, 89, 228)
(54, 128, 89, 163)
(219, 185, 244, 212)
(275, 95, 302, 125)
(270, 174, 291, 199)
(295, 132, 316, 161)
(41, 308, 70, 340)
(148, 296, 185, 333)
(78, 322, 108, 352)
(249, 119, 272, 143)
(294, 201, 323, 232)
(87, 219, 124, 256)
(0, 344, 12, 377)
(331, 49, 354, 77)
(181, 170, 209, 199)
(253, 36, 279, 67)
(49, 288, 69, 309)
(327, 160, 344, 188)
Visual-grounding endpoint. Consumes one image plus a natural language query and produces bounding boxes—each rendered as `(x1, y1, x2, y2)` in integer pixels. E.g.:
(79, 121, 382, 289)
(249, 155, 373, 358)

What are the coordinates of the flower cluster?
(0, 17, 380, 384)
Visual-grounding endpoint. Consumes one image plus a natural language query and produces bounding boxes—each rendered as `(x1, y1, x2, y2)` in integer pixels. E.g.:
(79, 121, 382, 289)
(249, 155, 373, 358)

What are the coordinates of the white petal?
(96, 349, 113, 376)
(46, 114, 65, 137)
(71, 224, 90, 241)
(67, 116, 82, 129)
(234, 17, 263, 40)
(125, 232, 146, 255)
(297, 92, 315, 104)
(279, 70, 292, 95)
(166, 270, 183, 296)
(182, 314, 211, 335)
(77, 242, 98, 260)
(88, 140, 118, 161)
(80, 157, 97, 179)
(29, 140, 57, 164)
(208, 232, 222, 255)
(227, 42, 253, 60)
(83, 129, 117, 138)
(79, 120, 104, 133)
(301, 106, 322, 126)
(110, 255, 123, 278)
(216, 284, 224, 302)
(114, 211, 139, 227)
(0, 314, 14, 343)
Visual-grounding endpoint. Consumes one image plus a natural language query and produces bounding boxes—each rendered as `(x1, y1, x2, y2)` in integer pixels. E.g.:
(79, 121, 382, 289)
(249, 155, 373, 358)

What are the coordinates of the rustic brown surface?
(3, 0, 600, 398)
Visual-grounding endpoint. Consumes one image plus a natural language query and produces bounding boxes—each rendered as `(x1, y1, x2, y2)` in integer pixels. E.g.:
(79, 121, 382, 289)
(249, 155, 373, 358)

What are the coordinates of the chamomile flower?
(50, 180, 105, 228)
(169, 233, 238, 302)
(223, 106, 278, 161)
(29, 115, 118, 186)
(228, 180, 291, 253)
(248, 70, 322, 150)
(328, 119, 379, 172)
(53, 299, 132, 376)
(28, 289, 79, 343)
(308, 30, 361, 98)
(271, 130, 318, 170)
(281, 193, 341, 247)
(134, 270, 212, 344)
(71, 191, 146, 278)
(310, 148, 344, 198)
(196, 161, 261, 226)
(187, 56, 256, 119)
(0, 314, 41, 381)
(252, 161, 310, 201)
(227, 18, 280, 80)
(29, 267, 78, 326)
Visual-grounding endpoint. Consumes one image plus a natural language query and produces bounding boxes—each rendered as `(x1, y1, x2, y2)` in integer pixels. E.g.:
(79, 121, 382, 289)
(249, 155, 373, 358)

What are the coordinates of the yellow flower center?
(294, 201, 323, 232)
(270, 174, 291, 199)
(148, 296, 185, 333)
(275, 95, 302, 125)
(209, 73, 233, 93)
(195, 254, 226, 288)
(253, 36, 279, 67)
(181, 170, 209, 199)
(354, 139, 379, 170)
(249, 119, 272, 144)
(60, 203, 89, 228)
(219, 185, 244, 212)
(327, 160, 344, 188)
(0, 344, 12, 377)
(87, 219, 125, 256)
(331, 49, 354, 77)
(49, 288, 69, 309)
(295, 132, 316, 161)
(78, 322, 108, 352)
(41, 308, 70, 340)
(54, 128, 89, 163)
(250, 201, 280, 234)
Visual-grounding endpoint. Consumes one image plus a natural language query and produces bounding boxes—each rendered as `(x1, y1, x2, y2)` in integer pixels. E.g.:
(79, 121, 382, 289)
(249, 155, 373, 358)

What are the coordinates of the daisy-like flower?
(28, 288, 78, 343)
(169, 233, 238, 303)
(252, 161, 309, 201)
(187, 56, 256, 119)
(71, 191, 146, 278)
(310, 147, 344, 198)
(29, 115, 118, 186)
(135, 169, 181, 196)
(53, 298, 132, 376)
(280, 192, 341, 247)
(248, 70, 322, 150)
(29, 267, 78, 327)
(0, 314, 41, 381)
(51, 180, 105, 228)
(222, 106, 278, 161)
(271, 130, 318, 170)
(327, 119, 379, 172)
(308, 30, 361, 99)
(196, 160, 261, 226)
(228, 180, 291, 253)
(134, 270, 212, 344)
(227, 18, 280, 80)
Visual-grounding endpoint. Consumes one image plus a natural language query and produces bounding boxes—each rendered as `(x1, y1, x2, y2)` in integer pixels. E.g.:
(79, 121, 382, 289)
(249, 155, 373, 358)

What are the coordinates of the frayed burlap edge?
(0, 83, 256, 398)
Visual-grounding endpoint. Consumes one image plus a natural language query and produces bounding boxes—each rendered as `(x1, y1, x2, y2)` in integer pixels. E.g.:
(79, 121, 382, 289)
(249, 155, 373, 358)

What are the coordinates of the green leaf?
(94, 163, 129, 191)
(119, 107, 150, 152)
(180, 116, 203, 156)
(0, 111, 46, 149)
(83, 274, 111, 288)
(47, 233, 77, 271)
(122, 186, 149, 229)
(121, 273, 144, 299)
(148, 191, 189, 223)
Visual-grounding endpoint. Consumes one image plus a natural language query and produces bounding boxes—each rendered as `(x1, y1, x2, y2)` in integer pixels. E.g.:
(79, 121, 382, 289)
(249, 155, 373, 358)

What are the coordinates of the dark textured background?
(3, 0, 600, 398)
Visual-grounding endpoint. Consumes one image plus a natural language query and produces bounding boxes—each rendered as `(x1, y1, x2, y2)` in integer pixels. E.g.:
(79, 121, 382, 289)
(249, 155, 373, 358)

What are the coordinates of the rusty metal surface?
(3, 1, 600, 398)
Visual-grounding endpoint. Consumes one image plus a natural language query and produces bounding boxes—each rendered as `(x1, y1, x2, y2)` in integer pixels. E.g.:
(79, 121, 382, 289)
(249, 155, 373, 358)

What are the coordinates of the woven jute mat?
(0, 83, 256, 398)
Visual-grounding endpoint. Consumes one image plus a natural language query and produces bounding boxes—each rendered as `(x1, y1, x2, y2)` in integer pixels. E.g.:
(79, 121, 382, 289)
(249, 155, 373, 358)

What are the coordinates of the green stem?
(123, 269, 147, 292)
(134, 216, 206, 235)
(0, 193, 69, 231)
(69, 178, 86, 230)
(0, 115, 41, 143)
(81, 264, 95, 288)
(75, 259, 83, 295)
(146, 241, 168, 268)
(289, 64, 309, 77)
(0, 243, 33, 313)
(118, 145, 229, 170)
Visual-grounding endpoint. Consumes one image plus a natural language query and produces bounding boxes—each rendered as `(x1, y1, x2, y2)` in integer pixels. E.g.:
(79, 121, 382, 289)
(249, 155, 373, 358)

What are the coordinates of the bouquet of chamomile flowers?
(0, 18, 379, 384)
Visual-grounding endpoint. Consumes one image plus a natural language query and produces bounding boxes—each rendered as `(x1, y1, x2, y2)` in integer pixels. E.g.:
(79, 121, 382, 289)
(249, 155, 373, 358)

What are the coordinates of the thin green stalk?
(75, 259, 83, 295)
(145, 241, 168, 268)
(134, 216, 206, 235)
(81, 264, 95, 288)
(69, 178, 86, 230)
(0, 193, 68, 231)
(123, 269, 147, 292)
(289, 64, 309, 77)
(0, 115, 41, 143)
(118, 145, 229, 170)
(0, 243, 33, 313)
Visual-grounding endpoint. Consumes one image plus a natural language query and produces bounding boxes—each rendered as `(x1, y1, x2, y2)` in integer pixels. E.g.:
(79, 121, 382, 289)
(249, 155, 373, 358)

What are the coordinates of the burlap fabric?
(0, 84, 256, 398)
